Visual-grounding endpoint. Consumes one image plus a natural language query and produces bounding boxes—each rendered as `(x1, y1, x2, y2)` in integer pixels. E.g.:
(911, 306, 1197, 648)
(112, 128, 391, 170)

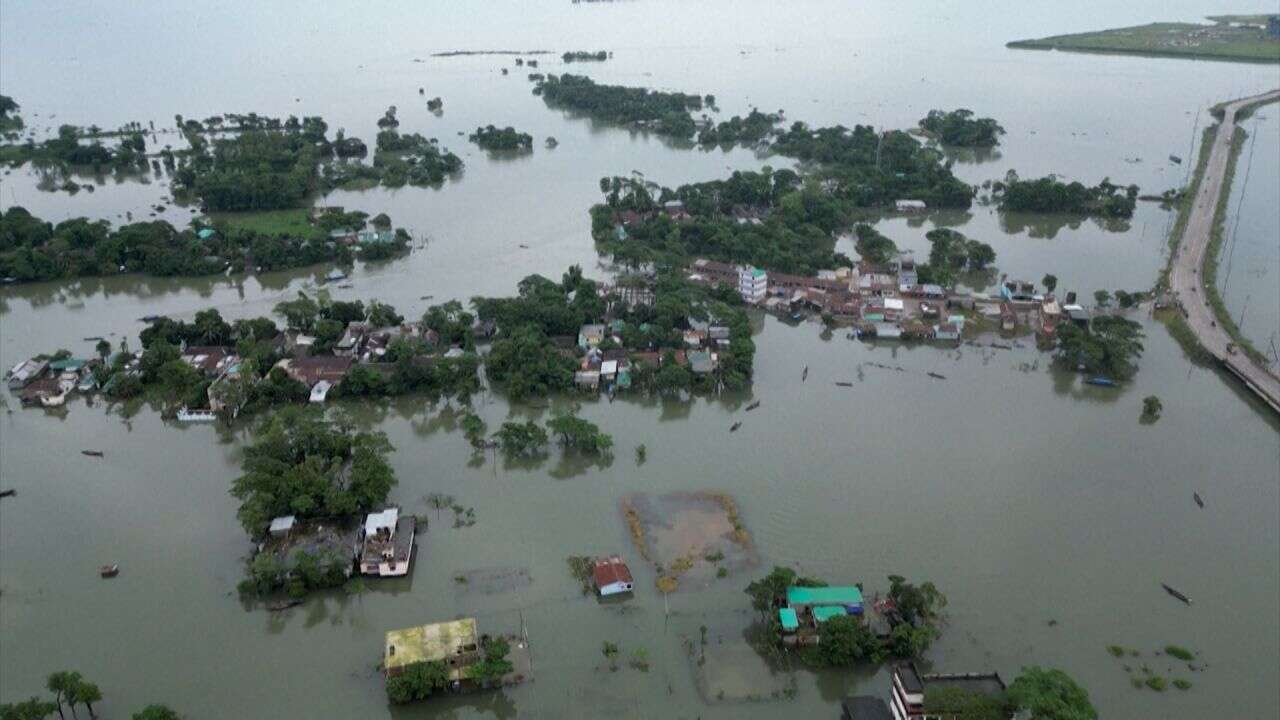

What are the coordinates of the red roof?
(592, 556, 633, 588)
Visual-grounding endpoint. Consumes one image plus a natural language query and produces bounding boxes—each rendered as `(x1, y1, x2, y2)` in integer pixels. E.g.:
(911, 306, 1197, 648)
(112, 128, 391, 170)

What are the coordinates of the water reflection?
(940, 145, 1003, 165)
(999, 211, 1130, 239)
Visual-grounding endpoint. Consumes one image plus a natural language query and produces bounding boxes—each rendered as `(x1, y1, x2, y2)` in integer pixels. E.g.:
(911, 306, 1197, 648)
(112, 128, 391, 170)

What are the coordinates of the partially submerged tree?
(230, 409, 397, 534)
(1006, 666, 1098, 720)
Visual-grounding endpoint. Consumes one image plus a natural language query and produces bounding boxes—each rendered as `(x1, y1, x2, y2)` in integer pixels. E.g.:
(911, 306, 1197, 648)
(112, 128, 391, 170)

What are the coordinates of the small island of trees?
(533, 73, 705, 138)
(561, 50, 608, 62)
(995, 171, 1137, 218)
(918, 108, 1005, 147)
(468, 125, 535, 152)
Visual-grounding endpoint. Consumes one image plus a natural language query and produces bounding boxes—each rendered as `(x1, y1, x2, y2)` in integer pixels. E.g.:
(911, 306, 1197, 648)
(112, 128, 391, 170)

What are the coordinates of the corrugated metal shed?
(813, 605, 849, 623)
(786, 585, 864, 607)
(779, 608, 799, 631)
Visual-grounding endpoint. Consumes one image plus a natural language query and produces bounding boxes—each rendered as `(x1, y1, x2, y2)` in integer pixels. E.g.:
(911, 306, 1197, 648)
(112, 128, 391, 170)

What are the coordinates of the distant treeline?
(562, 50, 609, 62)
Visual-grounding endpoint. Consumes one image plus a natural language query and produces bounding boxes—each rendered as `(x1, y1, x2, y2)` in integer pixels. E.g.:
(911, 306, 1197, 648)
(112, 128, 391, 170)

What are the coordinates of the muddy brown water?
(1, 2, 1278, 718)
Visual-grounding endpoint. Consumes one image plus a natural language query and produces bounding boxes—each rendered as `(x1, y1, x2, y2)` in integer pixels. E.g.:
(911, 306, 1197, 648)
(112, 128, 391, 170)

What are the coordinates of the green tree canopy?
(1007, 666, 1098, 720)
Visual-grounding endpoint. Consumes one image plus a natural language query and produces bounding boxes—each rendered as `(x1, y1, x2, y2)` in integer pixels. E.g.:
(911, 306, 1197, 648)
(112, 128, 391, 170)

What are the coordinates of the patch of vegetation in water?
(918, 108, 1004, 147)
(469, 125, 534, 152)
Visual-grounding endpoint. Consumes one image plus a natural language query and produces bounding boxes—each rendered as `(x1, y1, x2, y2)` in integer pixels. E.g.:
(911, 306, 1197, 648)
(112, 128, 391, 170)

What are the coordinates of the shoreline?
(1006, 40, 1280, 65)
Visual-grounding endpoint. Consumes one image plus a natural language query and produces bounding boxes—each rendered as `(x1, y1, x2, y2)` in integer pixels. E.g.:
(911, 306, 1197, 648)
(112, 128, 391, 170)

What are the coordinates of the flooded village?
(1, 3, 1279, 720)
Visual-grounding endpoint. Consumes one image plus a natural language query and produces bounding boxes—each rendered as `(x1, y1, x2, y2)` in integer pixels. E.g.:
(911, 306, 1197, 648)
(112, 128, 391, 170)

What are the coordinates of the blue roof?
(197, 228, 217, 240)
(813, 606, 848, 623)
(779, 608, 799, 631)
(786, 585, 863, 607)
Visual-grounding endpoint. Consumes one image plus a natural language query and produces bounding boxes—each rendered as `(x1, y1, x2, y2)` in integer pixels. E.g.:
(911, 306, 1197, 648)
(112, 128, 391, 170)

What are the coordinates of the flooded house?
(258, 515, 360, 579)
(6, 358, 48, 390)
(890, 662, 1007, 720)
(688, 350, 717, 375)
(739, 266, 768, 303)
(592, 555, 634, 596)
(779, 585, 865, 644)
(894, 199, 927, 213)
(385, 618, 482, 682)
(359, 507, 416, 577)
(181, 346, 239, 378)
(335, 323, 369, 357)
(278, 356, 354, 390)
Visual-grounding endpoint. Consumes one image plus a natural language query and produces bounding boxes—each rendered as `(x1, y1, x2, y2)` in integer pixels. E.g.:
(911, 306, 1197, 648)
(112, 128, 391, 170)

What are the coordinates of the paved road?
(1168, 89, 1280, 415)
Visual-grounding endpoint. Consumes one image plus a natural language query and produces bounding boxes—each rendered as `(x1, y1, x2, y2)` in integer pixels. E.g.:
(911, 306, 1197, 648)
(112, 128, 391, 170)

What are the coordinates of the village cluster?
(686, 254, 1088, 345)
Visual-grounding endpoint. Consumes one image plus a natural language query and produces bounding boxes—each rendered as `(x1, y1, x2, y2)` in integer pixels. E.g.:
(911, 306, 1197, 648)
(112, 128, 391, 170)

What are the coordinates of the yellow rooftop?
(385, 618, 478, 672)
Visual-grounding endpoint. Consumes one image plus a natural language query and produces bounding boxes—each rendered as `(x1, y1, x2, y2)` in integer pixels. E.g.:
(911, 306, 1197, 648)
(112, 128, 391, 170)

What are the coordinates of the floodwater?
(1216, 104, 1280, 370)
(1, 2, 1278, 718)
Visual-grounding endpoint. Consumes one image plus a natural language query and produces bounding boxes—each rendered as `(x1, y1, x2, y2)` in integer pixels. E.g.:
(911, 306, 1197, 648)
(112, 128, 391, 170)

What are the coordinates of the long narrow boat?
(1161, 583, 1191, 605)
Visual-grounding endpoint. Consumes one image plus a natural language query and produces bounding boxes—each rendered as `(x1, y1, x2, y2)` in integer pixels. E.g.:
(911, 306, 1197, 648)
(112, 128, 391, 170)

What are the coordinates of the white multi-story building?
(738, 266, 768, 303)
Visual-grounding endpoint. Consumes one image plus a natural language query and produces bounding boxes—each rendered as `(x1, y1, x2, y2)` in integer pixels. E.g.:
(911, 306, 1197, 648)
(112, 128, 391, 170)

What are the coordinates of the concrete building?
(890, 663, 1007, 720)
(360, 508, 416, 577)
(739, 266, 768, 303)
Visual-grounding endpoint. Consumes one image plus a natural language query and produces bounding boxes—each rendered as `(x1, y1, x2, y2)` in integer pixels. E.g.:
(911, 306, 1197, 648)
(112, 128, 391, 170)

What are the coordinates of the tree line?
(0, 206, 404, 283)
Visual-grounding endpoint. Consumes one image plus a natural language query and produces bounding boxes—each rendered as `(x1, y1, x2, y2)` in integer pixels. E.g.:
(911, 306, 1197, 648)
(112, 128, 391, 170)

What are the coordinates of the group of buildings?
(5, 315, 475, 418)
(5, 356, 99, 408)
(262, 505, 417, 583)
(842, 663, 1009, 719)
(572, 313, 730, 393)
(688, 257, 1081, 344)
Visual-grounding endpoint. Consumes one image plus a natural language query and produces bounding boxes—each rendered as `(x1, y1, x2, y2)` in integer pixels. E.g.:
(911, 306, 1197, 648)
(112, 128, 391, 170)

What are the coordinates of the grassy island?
(1008, 18, 1280, 63)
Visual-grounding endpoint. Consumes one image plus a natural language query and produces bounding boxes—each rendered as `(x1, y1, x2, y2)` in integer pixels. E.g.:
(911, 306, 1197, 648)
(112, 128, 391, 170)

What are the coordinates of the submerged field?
(1009, 21, 1280, 63)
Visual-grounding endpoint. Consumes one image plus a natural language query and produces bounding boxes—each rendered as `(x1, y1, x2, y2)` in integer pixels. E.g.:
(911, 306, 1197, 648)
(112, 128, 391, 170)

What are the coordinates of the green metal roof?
(786, 585, 863, 607)
(197, 228, 217, 240)
(48, 358, 88, 371)
(749, 267, 766, 278)
(813, 605, 848, 623)
(779, 608, 799, 631)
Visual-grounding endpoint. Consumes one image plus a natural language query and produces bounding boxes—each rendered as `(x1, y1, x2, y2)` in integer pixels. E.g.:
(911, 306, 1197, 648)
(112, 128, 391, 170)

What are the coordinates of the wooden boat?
(267, 599, 304, 612)
(1161, 583, 1191, 605)
(0, 488, 15, 499)
(729, 422, 742, 432)
(801, 366, 809, 382)
(927, 372, 947, 380)
(1169, 154, 1182, 164)
(1193, 492, 1204, 509)
(745, 401, 761, 411)
(99, 564, 119, 578)
(834, 381, 853, 387)
(81, 450, 105, 457)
